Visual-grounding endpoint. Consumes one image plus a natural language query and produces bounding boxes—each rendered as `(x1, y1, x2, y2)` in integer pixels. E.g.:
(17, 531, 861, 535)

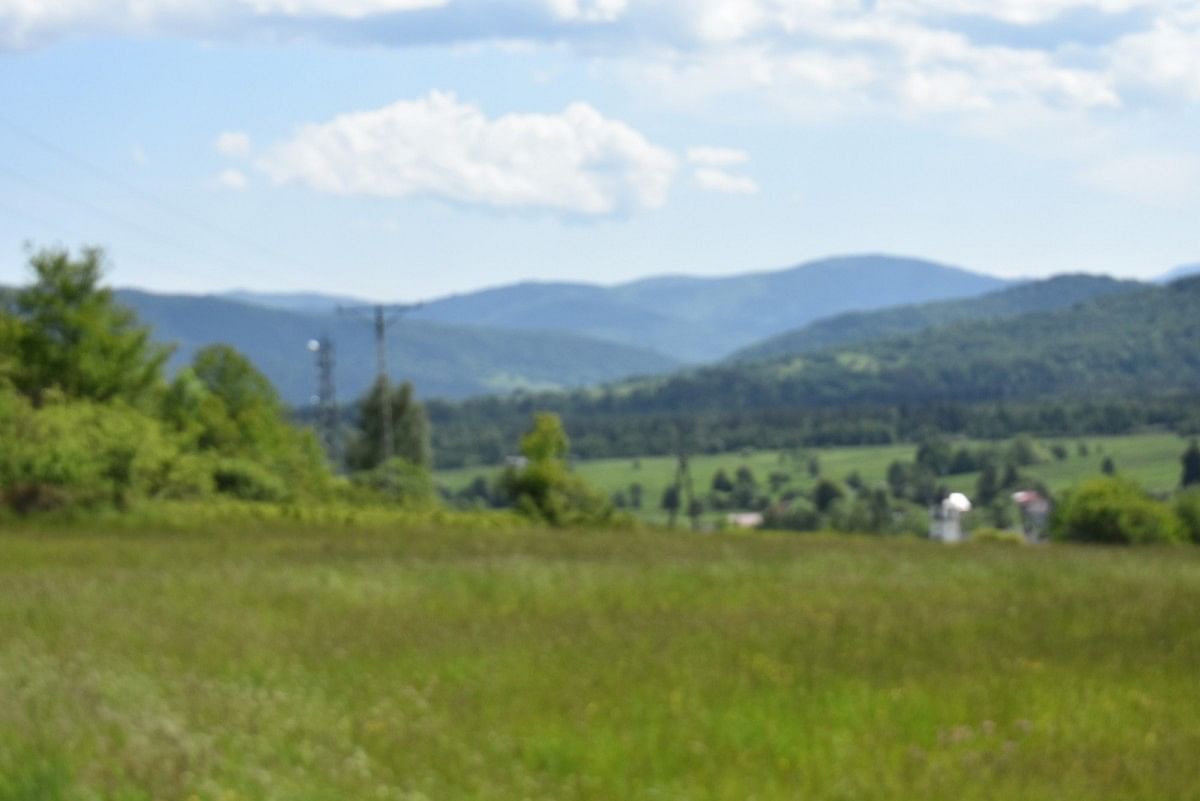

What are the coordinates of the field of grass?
(3, 522, 1200, 800)
(438, 432, 1192, 523)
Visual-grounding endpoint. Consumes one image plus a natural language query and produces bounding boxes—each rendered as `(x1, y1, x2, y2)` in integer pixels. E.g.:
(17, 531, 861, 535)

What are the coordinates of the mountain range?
(104, 255, 1191, 410)
(226, 254, 1008, 363)
(430, 274, 1200, 464)
(116, 291, 679, 404)
(731, 274, 1142, 362)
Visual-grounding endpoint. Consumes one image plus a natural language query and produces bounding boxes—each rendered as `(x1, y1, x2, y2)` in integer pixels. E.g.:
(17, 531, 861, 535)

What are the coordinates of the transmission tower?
(338, 303, 422, 463)
(308, 335, 339, 467)
(669, 421, 699, 530)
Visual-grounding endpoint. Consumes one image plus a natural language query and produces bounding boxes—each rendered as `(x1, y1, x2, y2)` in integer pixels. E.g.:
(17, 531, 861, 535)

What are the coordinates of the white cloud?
(257, 92, 678, 216)
(693, 167, 759, 193)
(687, 146, 750, 166)
(217, 168, 249, 190)
(1112, 14, 1200, 101)
(2, 0, 1196, 140)
(215, 131, 253, 157)
(545, 0, 629, 22)
(0, 0, 444, 48)
(245, 0, 445, 19)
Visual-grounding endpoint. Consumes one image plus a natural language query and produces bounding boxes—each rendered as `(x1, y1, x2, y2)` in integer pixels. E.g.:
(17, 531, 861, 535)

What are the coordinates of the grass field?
(3, 522, 1200, 800)
(439, 432, 1192, 523)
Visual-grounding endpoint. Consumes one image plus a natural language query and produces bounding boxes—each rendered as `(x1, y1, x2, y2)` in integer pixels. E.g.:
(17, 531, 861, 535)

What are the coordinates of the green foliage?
(350, 457, 436, 506)
(165, 346, 332, 501)
(6, 247, 169, 406)
(0, 393, 188, 513)
(520, 411, 569, 463)
(970, 527, 1027, 546)
(1182, 440, 1200, 488)
(1052, 477, 1183, 545)
(432, 277, 1200, 467)
(345, 378, 431, 471)
(1175, 489, 1200, 544)
(0, 250, 334, 514)
(498, 413, 617, 527)
(211, 458, 286, 502)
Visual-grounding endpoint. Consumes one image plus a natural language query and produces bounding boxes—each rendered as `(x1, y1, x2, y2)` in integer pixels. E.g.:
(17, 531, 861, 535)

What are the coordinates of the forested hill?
(429, 277, 1200, 464)
(402, 254, 1006, 361)
(113, 291, 679, 404)
(732, 274, 1143, 362)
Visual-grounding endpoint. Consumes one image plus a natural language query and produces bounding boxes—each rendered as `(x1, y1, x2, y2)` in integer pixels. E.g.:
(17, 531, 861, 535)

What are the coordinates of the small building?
(1012, 490, 1051, 543)
(930, 493, 972, 543)
(727, 512, 764, 530)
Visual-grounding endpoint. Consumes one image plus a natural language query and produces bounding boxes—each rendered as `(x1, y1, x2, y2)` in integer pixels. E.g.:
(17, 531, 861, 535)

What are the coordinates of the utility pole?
(308, 335, 338, 467)
(339, 303, 422, 464)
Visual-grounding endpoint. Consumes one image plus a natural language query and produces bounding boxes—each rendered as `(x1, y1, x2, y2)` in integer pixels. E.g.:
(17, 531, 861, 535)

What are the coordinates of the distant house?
(727, 512, 764, 530)
(930, 493, 972, 543)
(504, 455, 529, 470)
(1012, 490, 1051, 542)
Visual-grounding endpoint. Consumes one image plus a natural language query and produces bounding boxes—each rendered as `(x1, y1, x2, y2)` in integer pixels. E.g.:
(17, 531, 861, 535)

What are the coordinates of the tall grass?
(3, 523, 1199, 799)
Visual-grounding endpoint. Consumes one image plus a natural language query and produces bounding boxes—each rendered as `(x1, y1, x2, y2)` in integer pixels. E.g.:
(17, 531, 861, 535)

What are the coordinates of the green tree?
(1181, 440, 1200, 488)
(9, 247, 169, 405)
(498, 413, 614, 527)
(1052, 477, 1182, 545)
(346, 378, 431, 470)
(813, 479, 844, 513)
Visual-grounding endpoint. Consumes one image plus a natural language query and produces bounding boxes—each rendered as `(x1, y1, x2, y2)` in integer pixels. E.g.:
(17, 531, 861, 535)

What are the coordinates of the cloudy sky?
(1, 0, 1198, 298)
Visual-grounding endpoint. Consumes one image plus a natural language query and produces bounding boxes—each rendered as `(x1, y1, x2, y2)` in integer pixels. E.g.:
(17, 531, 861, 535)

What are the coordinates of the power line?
(338, 303, 422, 463)
(0, 112, 319, 279)
(0, 164, 277, 284)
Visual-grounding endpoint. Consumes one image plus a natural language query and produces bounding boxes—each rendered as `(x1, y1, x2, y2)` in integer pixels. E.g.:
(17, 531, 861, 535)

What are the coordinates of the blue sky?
(1, 0, 1198, 300)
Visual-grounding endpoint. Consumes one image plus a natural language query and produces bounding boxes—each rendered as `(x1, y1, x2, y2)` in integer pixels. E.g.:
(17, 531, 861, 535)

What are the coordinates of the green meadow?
(439, 432, 1192, 523)
(3, 522, 1200, 800)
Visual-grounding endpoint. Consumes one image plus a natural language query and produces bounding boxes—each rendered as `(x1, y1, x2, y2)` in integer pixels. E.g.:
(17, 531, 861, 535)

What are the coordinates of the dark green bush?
(1175, 489, 1200, 544)
(350, 458, 436, 506)
(212, 458, 286, 502)
(1052, 477, 1183, 545)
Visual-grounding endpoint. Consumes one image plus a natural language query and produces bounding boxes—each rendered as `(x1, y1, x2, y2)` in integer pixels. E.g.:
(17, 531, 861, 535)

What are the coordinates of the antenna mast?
(338, 302, 422, 464)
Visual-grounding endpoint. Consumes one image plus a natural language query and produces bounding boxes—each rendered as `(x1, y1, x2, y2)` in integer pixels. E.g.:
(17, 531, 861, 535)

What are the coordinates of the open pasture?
(2, 522, 1199, 800)
(438, 432, 1191, 522)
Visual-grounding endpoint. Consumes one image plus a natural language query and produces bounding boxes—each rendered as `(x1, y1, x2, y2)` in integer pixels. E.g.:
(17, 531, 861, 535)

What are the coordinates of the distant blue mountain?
(115, 290, 679, 405)
(1158, 263, 1200, 284)
(404, 254, 1008, 362)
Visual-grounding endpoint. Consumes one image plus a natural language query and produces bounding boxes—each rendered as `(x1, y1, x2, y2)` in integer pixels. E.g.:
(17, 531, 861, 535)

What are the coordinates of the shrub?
(212, 458, 286, 502)
(350, 458, 436, 506)
(1052, 477, 1183, 545)
(0, 395, 187, 512)
(971, 528, 1026, 546)
(763, 498, 820, 532)
(1175, 489, 1200, 544)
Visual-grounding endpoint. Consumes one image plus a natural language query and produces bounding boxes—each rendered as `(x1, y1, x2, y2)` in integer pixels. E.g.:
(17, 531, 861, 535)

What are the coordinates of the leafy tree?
(1101, 456, 1117, 475)
(711, 469, 734, 493)
(1182, 440, 1200, 488)
(661, 484, 681, 519)
(813, 479, 844, 513)
(1052, 477, 1182, 545)
(498, 413, 614, 527)
(1175, 489, 1200, 544)
(346, 378, 431, 470)
(8, 247, 169, 406)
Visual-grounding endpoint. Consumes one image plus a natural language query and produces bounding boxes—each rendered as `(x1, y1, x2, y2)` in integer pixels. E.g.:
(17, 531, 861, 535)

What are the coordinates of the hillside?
(601, 275, 1200, 411)
(430, 276, 1200, 464)
(732, 274, 1142, 362)
(115, 291, 679, 404)
(405, 254, 1006, 361)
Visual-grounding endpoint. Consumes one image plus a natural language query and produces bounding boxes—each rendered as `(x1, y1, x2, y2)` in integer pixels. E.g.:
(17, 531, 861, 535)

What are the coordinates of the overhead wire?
(0, 112, 324, 286)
